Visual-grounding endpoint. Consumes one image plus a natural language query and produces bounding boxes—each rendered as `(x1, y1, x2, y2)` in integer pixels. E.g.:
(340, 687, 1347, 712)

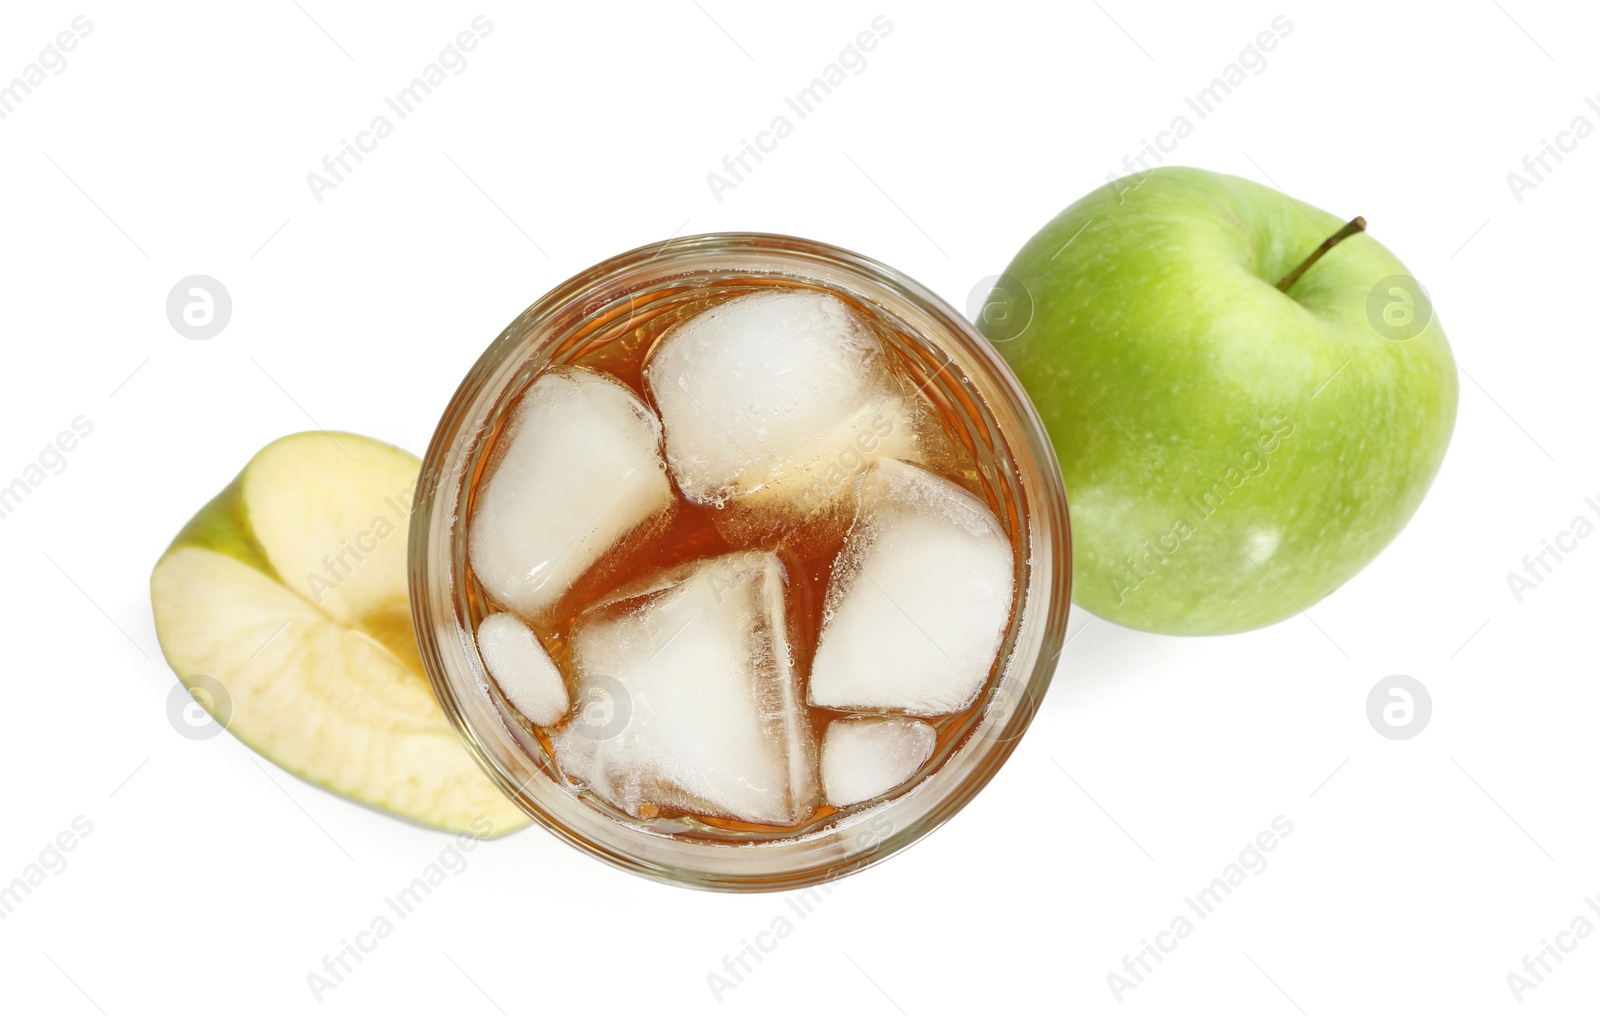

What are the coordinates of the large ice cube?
(643, 290, 928, 514)
(809, 459, 1015, 715)
(820, 715, 937, 807)
(550, 551, 818, 825)
(477, 613, 569, 727)
(468, 368, 674, 620)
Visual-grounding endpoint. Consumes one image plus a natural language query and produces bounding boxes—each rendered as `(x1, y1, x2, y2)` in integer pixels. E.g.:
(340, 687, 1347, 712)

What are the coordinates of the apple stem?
(1275, 216, 1367, 293)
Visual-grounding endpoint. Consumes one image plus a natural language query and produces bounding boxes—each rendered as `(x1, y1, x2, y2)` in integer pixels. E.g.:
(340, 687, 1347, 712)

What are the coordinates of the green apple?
(150, 432, 529, 835)
(986, 167, 1457, 634)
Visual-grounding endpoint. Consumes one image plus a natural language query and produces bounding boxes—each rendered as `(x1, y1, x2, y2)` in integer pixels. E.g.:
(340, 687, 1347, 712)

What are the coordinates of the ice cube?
(550, 551, 818, 825)
(468, 367, 674, 620)
(820, 715, 937, 807)
(809, 459, 1015, 715)
(643, 290, 929, 515)
(476, 613, 569, 727)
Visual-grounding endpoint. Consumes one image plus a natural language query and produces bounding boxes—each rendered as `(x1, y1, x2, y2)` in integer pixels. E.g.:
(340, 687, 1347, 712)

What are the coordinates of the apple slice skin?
(992, 167, 1458, 635)
(151, 432, 529, 836)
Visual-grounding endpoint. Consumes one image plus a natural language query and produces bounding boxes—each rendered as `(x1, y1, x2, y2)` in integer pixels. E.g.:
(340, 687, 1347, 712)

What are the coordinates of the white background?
(1, 1, 1595, 1012)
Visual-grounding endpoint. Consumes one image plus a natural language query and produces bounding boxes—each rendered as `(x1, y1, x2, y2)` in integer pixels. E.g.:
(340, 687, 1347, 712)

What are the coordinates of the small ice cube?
(643, 290, 927, 513)
(821, 715, 937, 807)
(477, 613, 569, 726)
(469, 368, 674, 620)
(809, 459, 1015, 715)
(551, 551, 818, 825)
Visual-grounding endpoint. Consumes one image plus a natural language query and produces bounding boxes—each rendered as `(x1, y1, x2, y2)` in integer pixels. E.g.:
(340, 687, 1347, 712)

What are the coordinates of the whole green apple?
(985, 167, 1457, 635)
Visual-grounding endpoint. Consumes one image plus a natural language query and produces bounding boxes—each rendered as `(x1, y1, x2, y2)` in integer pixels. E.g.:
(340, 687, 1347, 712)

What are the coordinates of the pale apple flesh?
(150, 432, 529, 835)
(991, 167, 1458, 634)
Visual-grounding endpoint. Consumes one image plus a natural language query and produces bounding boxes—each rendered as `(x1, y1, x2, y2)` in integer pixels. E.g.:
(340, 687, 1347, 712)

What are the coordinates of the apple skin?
(986, 167, 1457, 635)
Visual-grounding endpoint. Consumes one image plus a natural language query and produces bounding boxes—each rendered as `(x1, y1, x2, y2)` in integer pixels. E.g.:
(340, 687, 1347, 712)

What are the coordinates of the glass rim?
(409, 231, 1072, 892)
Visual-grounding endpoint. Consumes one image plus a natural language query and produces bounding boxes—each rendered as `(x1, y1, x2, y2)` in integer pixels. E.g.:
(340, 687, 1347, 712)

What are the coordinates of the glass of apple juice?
(410, 233, 1071, 891)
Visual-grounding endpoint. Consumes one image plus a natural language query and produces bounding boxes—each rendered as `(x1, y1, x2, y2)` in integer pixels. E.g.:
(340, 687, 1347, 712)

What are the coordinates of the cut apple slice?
(150, 432, 529, 836)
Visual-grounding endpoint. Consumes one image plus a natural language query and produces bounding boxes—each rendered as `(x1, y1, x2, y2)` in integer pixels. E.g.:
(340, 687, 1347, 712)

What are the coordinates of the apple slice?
(150, 432, 529, 836)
